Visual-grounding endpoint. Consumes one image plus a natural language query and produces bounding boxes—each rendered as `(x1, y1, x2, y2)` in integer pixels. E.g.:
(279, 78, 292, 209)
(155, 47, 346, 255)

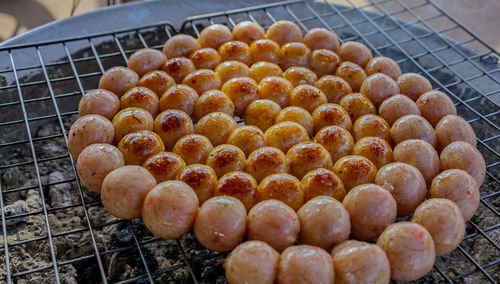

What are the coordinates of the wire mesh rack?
(0, 0, 498, 283)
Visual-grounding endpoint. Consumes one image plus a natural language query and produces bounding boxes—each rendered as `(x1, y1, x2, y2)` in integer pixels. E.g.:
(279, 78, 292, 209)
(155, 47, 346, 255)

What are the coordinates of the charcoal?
(3, 200, 28, 226)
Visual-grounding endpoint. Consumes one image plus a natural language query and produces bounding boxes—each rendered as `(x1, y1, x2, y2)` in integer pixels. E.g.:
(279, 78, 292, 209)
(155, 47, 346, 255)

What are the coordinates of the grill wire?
(0, 0, 498, 283)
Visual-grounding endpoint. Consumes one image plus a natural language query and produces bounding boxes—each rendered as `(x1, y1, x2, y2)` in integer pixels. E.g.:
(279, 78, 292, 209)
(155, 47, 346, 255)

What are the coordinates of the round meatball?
(249, 39, 280, 64)
(283, 66, 317, 87)
(375, 162, 427, 217)
(245, 99, 281, 132)
(279, 42, 311, 69)
(194, 196, 247, 252)
(120, 86, 159, 116)
(365, 56, 402, 79)
(232, 21, 265, 44)
(303, 28, 339, 52)
(154, 109, 194, 149)
(215, 60, 250, 83)
(161, 56, 197, 83)
(264, 121, 309, 153)
(376, 222, 435, 282)
(137, 70, 176, 96)
(172, 134, 213, 165)
(159, 84, 199, 115)
(68, 115, 114, 158)
(127, 48, 166, 76)
(352, 114, 391, 142)
(309, 49, 341, 76)
(391, 114, 437, 147)
(440, 141, 486, 187)
(221, 77, 259, 116)
(189, 47, 221, 70)
(286, 142, 333, 180)
(335, 61, 367, 92)
(177, 164, 217, 204)
(215, 171, 258, 210)
(360, 73, 399, 106)
(198, 24, 232, 49)
(429, 169, 480, 220)
(290, 84, 327, 113)
(278, 245, 334, 284)
(101, 166, 156, 219)
(338, 41, 372, 67)
(118, 130, 165, 165)
(219, 41, 251, 65)
(206, 144, 246, 177)
(195, 112, 237, 146)
(257, 173, 304, 211)
(332, 155, 377, 192)
(275, 106, 314, 136)
(393, 139, 439, 185)
(397, 73, 432, 101)
(314, 125, 354, 163)
(266, 20, 303, 45)
(112, 107, 154, 143)
(142, 180, 199, 238)
(412, 198, 465, 256)
(417, 90, 457, 126)
(353, 137, 393, 169)
(298, 196, 349, 250)
(184, 69, 221, 95)
(314, 75, 352, 104)
(226, 126, 266, 157)
(78, 89, 120, 120)
(224, 241, 279, 284)
(378, 94, 421, 125)
(246, 146, 289, 182)
(98, 66, 139, 97)
(332, 240, 391, 284)
(301, 168, 345, 202)
(437, 117, 476, 154)
(162, 34, 200, 58)
(249, 61, 283, 82)
(247, 200, 300, 252)
(76, 144, 124, 193)
(258, 76, 293, 108)
(338, 93, 376, 121)
(143, 151, 186, 182)
(194, 89, 234, 120)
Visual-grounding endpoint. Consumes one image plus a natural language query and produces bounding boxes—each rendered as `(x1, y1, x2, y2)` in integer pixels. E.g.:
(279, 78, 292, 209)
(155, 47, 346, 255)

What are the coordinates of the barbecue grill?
(0, 0, 498, 283)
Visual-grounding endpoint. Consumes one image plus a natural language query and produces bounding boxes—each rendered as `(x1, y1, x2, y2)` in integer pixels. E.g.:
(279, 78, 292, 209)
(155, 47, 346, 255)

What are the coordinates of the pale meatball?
(127, 48, 166, 76)
(264, 121, 309, 153)
(78, 89, 120, 120)
(161, 56, 197, 83)
(215, 60, 250, 83)
(195, 112, 237, 146)
(332, 240, 391, 284)
(375, 162, 427, 217)
(68, 115, 114, 158)
(365, 56, 402, 79)
(142, 180, 199, 238)
(435, 115, 477, 149)
(182, 69, 222, 94)
(440, 141, 486, 187)
(112, 107, 154, 143)
(290, 84, 327, 113)
(309, 49, 341, 76)
(278, 245, 334, 284)
(162, 34, 200, 58)
(258, 76, 293, 108)
(335, 61, 367, 91)
(194, 196, 247, 252)
(120, 86, 159, 116)
(247, 200, 300, 252)
(266, 20, 303, 45)
(224, 241, 279, 284)
(275, 106, 314, 137)
(194, 89, 235, 120)
(159, 84, 199, 115)
(353, 137, 393, 169)
(177, 164, 218, 204)
(391, 114, 437, 147)
(416, 90, 457, 126)
(226, 126, 266, 157)
(219, 41, 251, 65)
(378, 94, 421, 125)
(246, 146, 289, 182)
(298, 196, 350, 250)
(245, 99, 281, 132)
(352, 114, 391, 142)
(376, 222, 435, 282)
(249, 39, 280, 64)
(338, 41, 373, 68)
(314, 75, 352, 104)
(303, 28, 339, 52)
(143, 151, 186, 182)
(314, 125, 354, 163)
(101, 166, 156, 219)
(154, 109, 194, 150)
(283, 66, 318, 87)
(360, 73, 399, 106)
(172, 134, 213, 165)
(98, 66, 139, 97)
(257, 173, 304, 210)
(393, 139, 439, 185)
(207, 144, 246, 177)
(198, 24, 232, 49)
(221, 77, 259, 116)
(76, 144, 124, 193)
(249, 61, 283, 82)
(215, 171, 258, 210)
(412, 198, 465, 256)
(189, 47, 221, 69)
(118, 130, 165, 165)
(286, 142, 333, 180)
(338, 93, 376, 121)
(332, 155, 377, 192)
(397, 73, 432, 101)
(137, 70, 176, 95)
(312, 103, 352, 133)
(232, 21, 265, 44)
(301, 168, 346, 201)
(279, 42, 311, 69)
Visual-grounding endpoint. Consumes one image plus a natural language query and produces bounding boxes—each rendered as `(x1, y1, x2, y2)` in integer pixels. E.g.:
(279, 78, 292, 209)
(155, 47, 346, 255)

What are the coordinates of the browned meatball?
(161, 57, 197, 83)
(215, 60, 250, 83)
(440, 141, 486, 187)
(286, 142, 333, 180)
(172, 134, 213, 165)
(266, 20, 303, 45)
(309, 49, 341, 76)
(245, 99, 281, 132)
(353, 137, 393, 169)
(279, 42, 311, 69)
(182, 69, 222, 94)
(416, 90, 457, 126)
(189, 47, 221, 69)
(378, 94, 421, 125)
(219, 41, 251, 65)
(376, 222, 435, 282)
(258, 76, 293, 108)
(195, 112, 237, 146)
(257, 173, 304, 211)
(194, 89, 234, 120)
(120, 86, 159, 116)
(298, 196, 349, 250)
(143, 151, 186, 182)
(360, 73, 399, 106)
(112, 107, 154, 143)
(375, 162, 427, 217)
(118, 130, 165, 165)
(290, 84, 327, 113)
(226, 126, 266, 157)
(301, 168, 346, 201)
(194, 196, 247, 252)
(314, 125, 354, 163)
(98, 66, 139, 97)
(393, 139, 439, 185)
(275, 106, 314, 136)
(127, 48, 166, 76)
(264, 121, 309, 153)
(335, 62, 367, 91)
(207, 144, 246, 177)
(177, 164, 217, 204)
(283, 66, 317, 87)
(137, 70, 176, 96)
(391, 114, 437, 147)
(332, 155, 377, 192)
(338, 93, 376, 122)
(154, 109, 194, 149)
(365, 56, 402, 79)
(314, 75, 352, 104)
(162, 34, 200, 58)
(303, 28, 339, 52)
(221, 77, 259, 116)
(247, 200, 300, 252)
(249, 39, 280, 64)
(232, 21, 265, 44)
(352, 114, 391, 142)
(338, 41, 373, 68)
(278, 245, 334, 284)
(68, 115, 114, 158)
(78, 89, 120, 120)
(435, 115, 477, 149)
(159, 84, 199, 115)
(198, 24, 232, 49)
(397, 73, 432, 101)
(215, 171, 258, 211)
(249, 61, 283, 82)
(246, 147, 289, 182)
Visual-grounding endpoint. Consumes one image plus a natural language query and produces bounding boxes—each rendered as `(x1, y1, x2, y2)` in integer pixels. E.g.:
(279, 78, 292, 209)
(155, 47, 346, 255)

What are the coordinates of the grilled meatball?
(286, 142, 333, 180)
(118, 130, 165, 165)
(332, 155, 377, 192)
(161, 56, 196, 83)
(264, 121, 309, 153)
(440, 141, 485, 187)
(198, 24, 232, 49)
(143, 151, 186, 182)
(338, 41, 373, 68)
(393, 139, 439, 185)
(194, 89, 234, 120)
(360, 73, 399, 106)
(173, 134, 213, 165)
(214, 171, 258, 211)
(159, 84, 199, 116)
(249, 61, 283, 82)
(335, 62, 367, 91)
(177, 164, 217, 204)
(215, 60, 250, 83)
(189, 47, 221, 70)
(137, 70, 176, 95)
(78, 89, 120, 120)
(112, 107, 154, 143)
(314, 75, 352, 104)
(245, 99, 281, 132)
(221, 77, 259, 116)
(338, 93, 376, 121)
(226, 126, 266, 157)
(154, 109, 194, 149)
(378, 94, 421, 125)
(232, 21, 265, 44)
(206, 144, 246, 178)
(68, 114, 114, 158)
(278, 245, 335, 284)
(290, 84, 327, 113)
(246, 146, 289, 182)
(258, 76, 292, 108)
(182, 69, 222, 94)
(303, 27, 339, 52)
(275, 106, 314, 137)
(127, 48, 166, 76)
(219, 41, 251, 65)
(416, 90, 457, 126)
(353, 137, 393, 169)
(314, 125, 354, 163)
(391, 114, 437, 147)
(279, 42, 311, 69)
(120, 86, 159, 116)
(352, 114, 391, 142)
(283, 66, 317, 87)
(365, 56, 402, 79)
(312, 103, 352, 133)
(249, 39, 280, 64)
(266, 20, 303, 45)
(301, 168, 345, 201)
(162, 34, 200, 58)
(435, 114, 477, 149)
(309, 49, 341, 76)
(98, 66, 139, 97)
(195, 112, 237, 146)
(257, 173, 304, 211)
(397, 73, 432, 101)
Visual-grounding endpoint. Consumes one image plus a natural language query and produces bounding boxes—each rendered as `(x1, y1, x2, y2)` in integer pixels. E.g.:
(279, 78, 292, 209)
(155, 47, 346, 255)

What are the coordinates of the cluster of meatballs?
(68, 19, 486, 283)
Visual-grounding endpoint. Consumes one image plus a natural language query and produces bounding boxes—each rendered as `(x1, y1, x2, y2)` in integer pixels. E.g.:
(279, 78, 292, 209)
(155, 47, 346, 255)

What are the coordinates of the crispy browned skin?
(177, 164, 217, 204)
(189, 47, 221, 70)
(290, 84, 327, 113)
(219, 41, 251, 65)
(194, 90, 234, 120)
(314, 125, 354, 163)
(245, 99, 281, 132)
(112, 107, 154, 143)
(310, 49, 340, 76)
(287, 142, 333, 180)
(143, 151, 186, 182)
(161, 57, 197, 83)
(264, 121, 309, 153)
(353, 136, 393, 169)
(118, 130, 165, 165)
(249, 61, 283, 82)
(249, 39, 280, 64)
(227, 126, 266, 157)
(246, 146, 289, 183)
(275, 106, 314, 137)
(314, 75, 352, 104)
(182, 69, 222, 94)
(120, 86, 159, 116)
(257, 173, 304, 211)
(195, 112, 237, 146)
(137, 70, 176, 95)
(332, 155, 377, 192)
(352, 114, 391, 142)
(206, 144, 246, 178)
(159, 84, 198, 116)
(279, 42, 311, 70)
(215, 60, 250, 83)
(301, 168, 345, 201)
(154, 109, 194, 150)
(335, 62, 367, 92)
(338, 93, 375, 121)
(221, 77, 258, 116)
(214, 171, 258, 211)
(312, 103, 352, 133)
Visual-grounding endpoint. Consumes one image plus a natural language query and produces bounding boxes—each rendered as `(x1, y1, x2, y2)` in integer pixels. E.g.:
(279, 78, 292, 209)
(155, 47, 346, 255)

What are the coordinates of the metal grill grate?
(0, 0, 498, 283)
